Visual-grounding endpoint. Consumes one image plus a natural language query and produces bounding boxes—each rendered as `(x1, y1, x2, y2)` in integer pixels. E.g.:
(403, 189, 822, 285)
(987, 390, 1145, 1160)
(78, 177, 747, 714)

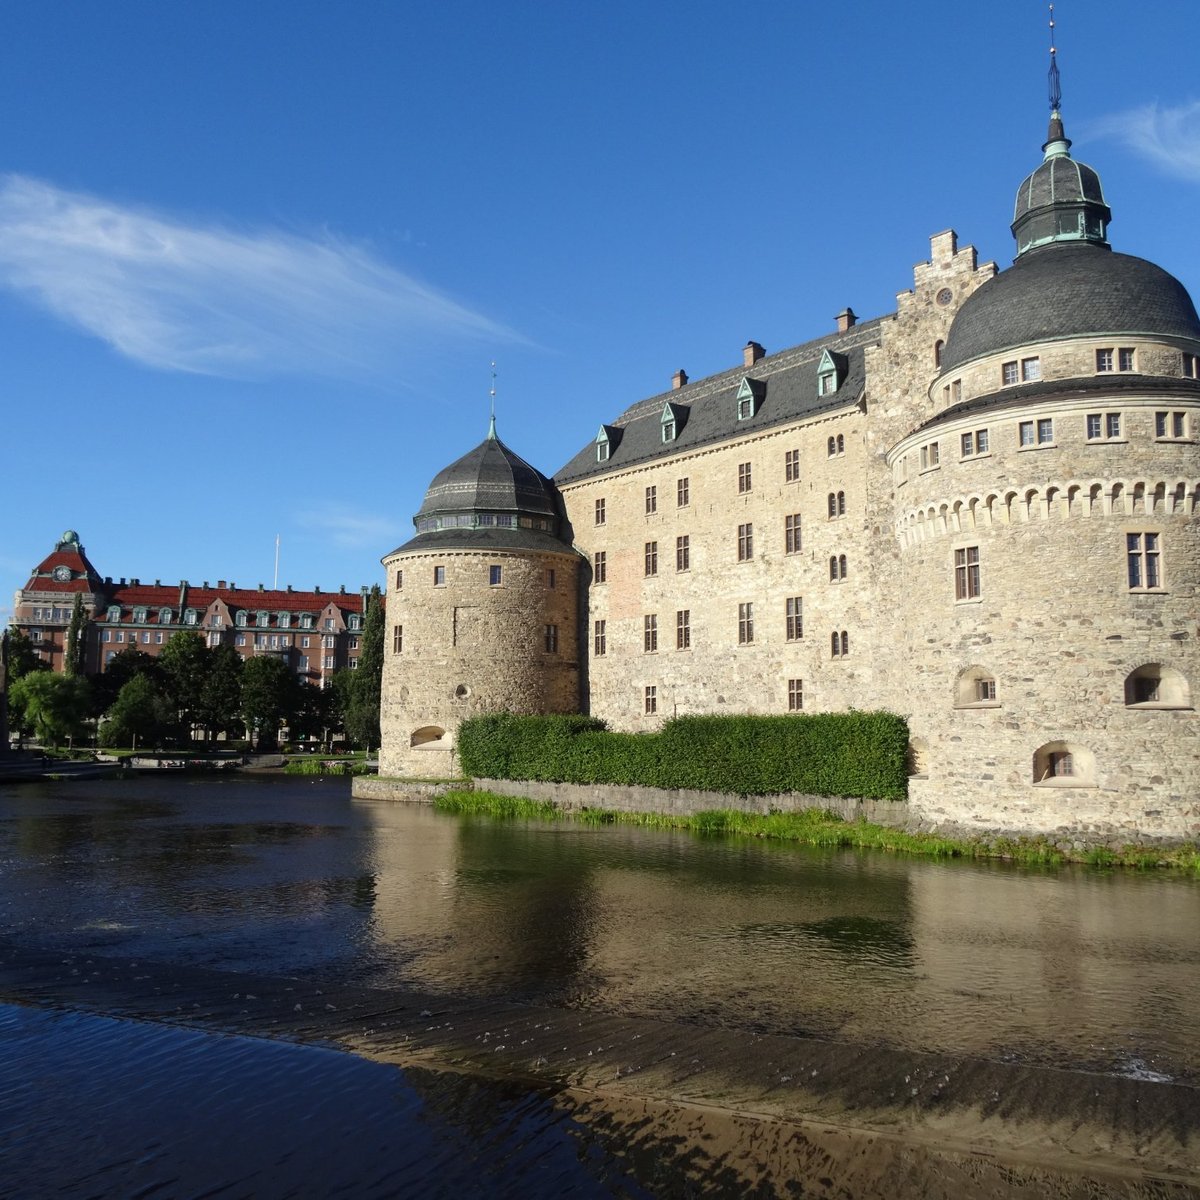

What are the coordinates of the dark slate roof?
(1013, 154, 1106, 224)
(915, 373, 1200, 434)
(555, 320, 886, 485)
(416, 428, 559, 520)
(941, 243, 1200, 372)
(387, 526, 579, 558)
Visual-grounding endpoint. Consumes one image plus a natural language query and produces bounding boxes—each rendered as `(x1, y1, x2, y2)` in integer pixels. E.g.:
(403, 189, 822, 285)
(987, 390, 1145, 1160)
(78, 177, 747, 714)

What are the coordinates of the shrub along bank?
(456, 711, 909, 801)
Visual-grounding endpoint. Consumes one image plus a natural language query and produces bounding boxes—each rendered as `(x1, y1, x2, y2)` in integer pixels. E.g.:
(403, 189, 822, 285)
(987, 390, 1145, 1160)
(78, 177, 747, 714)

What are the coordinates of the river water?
(1, 775, 1198, 1195)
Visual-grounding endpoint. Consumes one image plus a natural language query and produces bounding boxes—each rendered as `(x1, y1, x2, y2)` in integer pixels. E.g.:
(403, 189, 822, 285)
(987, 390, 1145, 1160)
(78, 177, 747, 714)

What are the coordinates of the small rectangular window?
(951, 379, 962, 403)
(1022, 357, 1042, 382)
(1002, 361, 1019, 386)
(395, 569, 403, 590)
(594, 551, 607, 584)
(595, 498, 606, 525)
(644, 685, 657, 715)
(785, 449, 800, 482)
(738, 462, 752, 493)
(644, 541, 658, 576)
(1118, 348, 1135, 372)
(677, 477, 689, 507)
(1096, 348, 1114, 372)
(1019, 420, 1035, 446)
(786, 596, 803, 641)
(955, 545, 981, 600)
(593, 619, 606, 656)
(544, 623, 558, 653)
(434, 565, 446, 586)
(489, 564, 503, 586)
(787, 679, 803, 711)
(1127, 532, 1162, 590)
(676, 535, 690, 572)
(676, 609, 690, 650)
(1037, 417, 1053, 443)
(976, 679, 997, 702)
(1183, 353, 1197, 379)
(546, 568, 556, 589)
(737, 523, 754, 562)
(643, 614, 658, 653)
(785, 513, 802, 554)
(1107, 412, 1121, 438)
(645, 486, 657, 514)
(738, 601, 754, 645)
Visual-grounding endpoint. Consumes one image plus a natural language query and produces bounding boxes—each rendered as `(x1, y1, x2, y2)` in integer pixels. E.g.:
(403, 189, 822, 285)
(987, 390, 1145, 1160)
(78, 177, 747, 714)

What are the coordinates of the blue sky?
(3, 1, 1199, 617)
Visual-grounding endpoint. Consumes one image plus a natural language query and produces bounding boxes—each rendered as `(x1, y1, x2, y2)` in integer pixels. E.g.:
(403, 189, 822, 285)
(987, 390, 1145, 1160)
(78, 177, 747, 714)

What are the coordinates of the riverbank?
(0, 941, 1195, 1196)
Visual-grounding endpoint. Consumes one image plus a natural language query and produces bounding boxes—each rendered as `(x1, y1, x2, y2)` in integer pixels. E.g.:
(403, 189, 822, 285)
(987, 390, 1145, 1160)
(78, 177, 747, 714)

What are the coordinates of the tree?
(88, 648, 161, 719)
(343, 585, 383, 750)
(240, 655, 296, 750)
(199, 644, 242, 743)
(5, 629, 49, 683)
(8, 673, 91, 750)
(101, 673, 173, 750)
(64, 594, 87, 677)
(157, 632, 211, 740)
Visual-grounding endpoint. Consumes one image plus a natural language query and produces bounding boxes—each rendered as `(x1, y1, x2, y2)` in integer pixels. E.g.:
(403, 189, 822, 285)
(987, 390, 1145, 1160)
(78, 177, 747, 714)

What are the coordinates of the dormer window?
(278, 612, 290, 629)
(257, 611, 269, 627)
(816, 349, 847, 398)
(348, 614, 360, 631)
(661, 401, 684, 443)
(159, 608, 172, 625)
(133, 607, 148, 623)
(107, 606, 121, 622)
(595, 424, 616, 463)
(736, 377, 764, 420)
(184, 608, 198, 626)
(236, 610, 247, 627)
(300, 614, 314, 629)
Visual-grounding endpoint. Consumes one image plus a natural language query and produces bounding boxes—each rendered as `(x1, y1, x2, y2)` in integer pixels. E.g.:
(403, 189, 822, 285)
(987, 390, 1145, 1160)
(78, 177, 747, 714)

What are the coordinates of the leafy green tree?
(5, 628, 49, 682)
(199, 644, 242, 743)
(89, 648, 161, 719)
(64, 594, 87, 677)
(8, 673, 91, 750)
(101, 673, 173, 750)
(241, 655, 296, 750)
(157, 632, 211, 740)
(291, 681, 338, 746)
(343, 585, 383, 750)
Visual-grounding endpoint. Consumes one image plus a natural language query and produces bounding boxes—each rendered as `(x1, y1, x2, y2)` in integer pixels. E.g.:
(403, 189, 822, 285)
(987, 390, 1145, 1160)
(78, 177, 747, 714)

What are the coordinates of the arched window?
(1032, 742, 1096, 787)
(827, 491, 846, 518)
(829, 554, 847, 581)
(934, 340, 944, 368)
(955, 665, 999, 708)
(1124, 664, 1192, 709)
(410, 725, 447, 748)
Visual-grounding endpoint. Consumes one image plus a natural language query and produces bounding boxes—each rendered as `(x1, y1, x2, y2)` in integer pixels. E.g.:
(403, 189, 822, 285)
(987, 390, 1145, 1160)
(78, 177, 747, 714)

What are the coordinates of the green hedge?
(456, 711, 908, 800)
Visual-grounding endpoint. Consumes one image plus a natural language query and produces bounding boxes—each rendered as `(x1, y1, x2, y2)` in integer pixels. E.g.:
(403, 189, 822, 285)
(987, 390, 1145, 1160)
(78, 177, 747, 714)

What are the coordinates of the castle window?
(1096, 348, 1114, 372)
(954, 666, 1000, 708)
(826, 433, 844, 457)
(645, 686, 657, 715)
(737, 523, 754, 561)
(594, 619, 606, 656)
(1022, 357, 1042, 381)
(954, 546, 981, 600)
(934, 340, 944, 368)
(1033, 741, 1095, 787)
(960, 429, 989, 457)
(677, 477, 689, 507)
(785, 449, 800, 482)
(736, 376, 762, 420)
(643, 614, 658, 653)
(788, 678, 803, 711)
(596, 429, 611, 462)
(1155, 411, 1188, 439)
(818, 369, 836, 396)
(1183, 353, 1197, 378)
(594, 551, 607, 584)
(1002, 361, 1019, 386)
(831, 630, 849, 657)
(645, 485, 657, 514)
(738, 462, 752, 493)
(785, 514, 802, 554)
(392, 625, 403, 653)
(546, 568, 556, 589)
(644, 541, 658, 576)
(489, 565, 503, 586)
(827, 491, 846, 518)
(434, 565, 446, 586)
(786, 596, 803, 641)
(595, 498, 606, 525)
(1127, 532, 1162, 590)
(920, 441, 940, 470)
(676, 535, 690, 572)
(1087, 412, 1122, 440)
(738, 602, 754, 645)
(544, 624, 559, 653)
(829, 554, 847, 581)
(395, 570, 403, 590)
(1124, 664, 1191, 708)
(951, 379, 962, 403)
(661, 402, 679, 443)
(1019, 418, 1053, 447)
(1119, 348, 1135, 372)
(676, 609, 690, 650)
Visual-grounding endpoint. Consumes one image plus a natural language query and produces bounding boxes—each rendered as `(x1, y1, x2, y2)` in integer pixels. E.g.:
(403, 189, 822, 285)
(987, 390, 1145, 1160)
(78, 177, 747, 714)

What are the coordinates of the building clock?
(52, 565, 72, 582)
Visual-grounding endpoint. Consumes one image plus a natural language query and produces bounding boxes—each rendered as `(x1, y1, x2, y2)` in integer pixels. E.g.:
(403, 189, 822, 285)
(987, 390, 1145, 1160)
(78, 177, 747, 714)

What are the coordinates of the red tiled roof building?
(12, 531, 367, 686)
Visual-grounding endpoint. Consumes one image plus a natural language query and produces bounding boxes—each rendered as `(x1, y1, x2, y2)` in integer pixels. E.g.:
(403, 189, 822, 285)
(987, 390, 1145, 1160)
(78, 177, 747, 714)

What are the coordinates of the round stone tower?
(886, 108, 1200, 836)
(378, 419, 582, 777)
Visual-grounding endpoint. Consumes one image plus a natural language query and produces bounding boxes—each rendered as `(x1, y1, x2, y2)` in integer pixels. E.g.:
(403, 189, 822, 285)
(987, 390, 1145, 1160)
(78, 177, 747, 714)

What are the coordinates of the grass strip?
(432, 790, 1200, 871)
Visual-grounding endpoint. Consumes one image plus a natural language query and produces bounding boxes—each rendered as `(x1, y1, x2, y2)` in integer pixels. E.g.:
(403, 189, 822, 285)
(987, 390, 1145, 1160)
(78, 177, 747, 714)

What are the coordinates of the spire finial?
(487, 361, 497, 439)
(1048, 4, 1062, 113)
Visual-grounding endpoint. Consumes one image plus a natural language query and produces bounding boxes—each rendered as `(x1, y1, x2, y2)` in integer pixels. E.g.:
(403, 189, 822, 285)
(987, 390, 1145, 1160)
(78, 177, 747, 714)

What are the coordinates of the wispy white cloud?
(296, 508, 403, 551)
(1087, 101, 1200, 183)
(0, 174, 523, 381)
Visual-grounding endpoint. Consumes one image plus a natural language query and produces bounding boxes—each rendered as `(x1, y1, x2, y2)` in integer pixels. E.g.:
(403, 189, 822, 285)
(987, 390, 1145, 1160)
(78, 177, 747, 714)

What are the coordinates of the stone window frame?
(737, 602, 754, 645)
(395, 569, 403, 590)
(1032, 741, 1096, 788)
(827, 434, 845, 457)
(392, 624, 404, 654)
(1021, 357, 1042, 382)
(954, 665, 1000, 709)
(593, 619, 606, 657)
(1183, 353, 1198, 379)
(677, 477, 689, 507)
(546, 568, 556, 590)
(644, 685, 657, 715)
(1126, 531, 1163, 591)
(960, 428, 990, 458)
(643, 614, 658, 653)
(593, 551, 607, 584)
(595, 498, 606, 525)
(489, 564, 503, 587)
(954, 545, 981, 602)
(1154, 411, 1190, 441)
(676, 609, 690, 651)
(737, 523, 754, 562)
(787, 678, 803, 711)
(644, 541, 658, 577)
(433, 565, 446, 587)
(1085, 412, 1123, 442)
(1018, 417, 1054, 449)
(1123, 663, 1192, 709)
(920, 441, 940, 471)
(645, 485, 657, 514)
(830, 630, 849, 658)
(827, 491, 846, 518)
(544, 623, 559, 653)
(785, 596, 803, 641)
(785, 448, 800, 482)
(737, 461, 752, 494)
(676, 535, 690, 572)
(785, 513, 802, 555)
(829, 554, 847, 582)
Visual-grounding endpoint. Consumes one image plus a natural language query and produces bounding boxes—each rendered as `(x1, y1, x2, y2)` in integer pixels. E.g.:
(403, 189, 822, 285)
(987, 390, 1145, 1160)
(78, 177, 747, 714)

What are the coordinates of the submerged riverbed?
(1, 775, 1197, 1195)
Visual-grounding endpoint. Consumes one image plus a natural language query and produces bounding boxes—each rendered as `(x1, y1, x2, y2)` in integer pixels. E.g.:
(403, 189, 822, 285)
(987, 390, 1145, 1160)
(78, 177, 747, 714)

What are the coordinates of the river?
(1, 775, 1197, 1196)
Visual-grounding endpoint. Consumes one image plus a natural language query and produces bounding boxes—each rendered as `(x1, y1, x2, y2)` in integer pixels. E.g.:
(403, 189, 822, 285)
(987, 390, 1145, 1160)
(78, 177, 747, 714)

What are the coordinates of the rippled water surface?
(2, 776, 1199, 1082)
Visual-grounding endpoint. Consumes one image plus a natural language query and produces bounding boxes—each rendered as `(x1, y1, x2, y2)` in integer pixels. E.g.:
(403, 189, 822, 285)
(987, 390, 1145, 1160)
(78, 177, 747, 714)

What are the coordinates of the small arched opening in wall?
(1124, 664, 1192, 709)
(1032, 741, 1096, 787)
(453, 683, 471, 700)
(907, 737, 929, 778)
(410, 725, 448, 749)
(954, 665, 1000, 709)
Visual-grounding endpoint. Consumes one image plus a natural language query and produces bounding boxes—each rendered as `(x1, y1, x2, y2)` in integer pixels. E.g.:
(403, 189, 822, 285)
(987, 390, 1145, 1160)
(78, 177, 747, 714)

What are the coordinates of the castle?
(379, 96, 1200, 838)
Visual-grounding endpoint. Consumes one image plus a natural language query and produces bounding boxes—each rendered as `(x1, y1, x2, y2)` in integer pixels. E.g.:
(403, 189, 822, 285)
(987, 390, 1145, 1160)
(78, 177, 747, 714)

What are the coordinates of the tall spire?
(487, 361, 497, 440)
(1043, 4, 1069, 155)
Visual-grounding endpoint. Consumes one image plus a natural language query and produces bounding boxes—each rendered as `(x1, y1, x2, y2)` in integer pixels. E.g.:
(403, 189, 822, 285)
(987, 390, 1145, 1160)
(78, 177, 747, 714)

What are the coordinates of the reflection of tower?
(379, 418, 583, 777)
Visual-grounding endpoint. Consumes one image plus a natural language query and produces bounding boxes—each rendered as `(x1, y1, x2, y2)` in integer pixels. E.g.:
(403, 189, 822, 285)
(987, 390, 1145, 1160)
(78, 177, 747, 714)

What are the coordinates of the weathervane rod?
(488, 361, 497, 438)
(1048, 3, 1062, 113)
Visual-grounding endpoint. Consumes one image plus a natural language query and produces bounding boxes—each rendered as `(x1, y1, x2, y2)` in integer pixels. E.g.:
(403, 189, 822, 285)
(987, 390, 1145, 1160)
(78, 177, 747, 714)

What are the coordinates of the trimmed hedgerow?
(456, 711, 908, 800)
